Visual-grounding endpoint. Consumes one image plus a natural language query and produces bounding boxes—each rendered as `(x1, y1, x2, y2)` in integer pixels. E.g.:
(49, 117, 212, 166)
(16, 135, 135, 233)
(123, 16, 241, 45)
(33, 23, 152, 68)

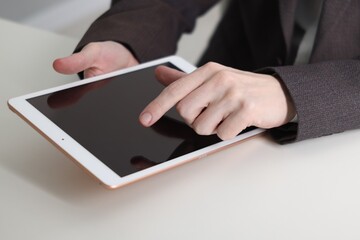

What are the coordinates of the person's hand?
(139, 62, 296, 140)
(53, 41, 139, 78)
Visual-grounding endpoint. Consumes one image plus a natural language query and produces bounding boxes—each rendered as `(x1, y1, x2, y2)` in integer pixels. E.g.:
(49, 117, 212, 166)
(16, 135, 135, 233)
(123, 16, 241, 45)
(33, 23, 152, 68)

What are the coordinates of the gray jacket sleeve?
(263, 57, 360, 143)
(75, 0, 219, 62)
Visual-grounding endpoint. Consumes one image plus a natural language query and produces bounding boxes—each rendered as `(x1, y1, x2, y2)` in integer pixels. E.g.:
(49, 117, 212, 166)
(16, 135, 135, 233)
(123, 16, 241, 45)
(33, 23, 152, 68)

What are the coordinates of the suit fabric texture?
(76, 0, 360, 143)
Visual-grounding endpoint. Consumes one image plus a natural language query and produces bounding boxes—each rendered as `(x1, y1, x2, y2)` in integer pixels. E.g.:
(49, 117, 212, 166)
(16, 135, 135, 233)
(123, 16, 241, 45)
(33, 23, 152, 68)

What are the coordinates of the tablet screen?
(26, 63, 224, 177)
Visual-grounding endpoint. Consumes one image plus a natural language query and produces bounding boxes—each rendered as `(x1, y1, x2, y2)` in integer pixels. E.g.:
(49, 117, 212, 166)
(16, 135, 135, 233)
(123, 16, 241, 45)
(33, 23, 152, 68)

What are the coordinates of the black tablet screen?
(27, 63, 222, 177)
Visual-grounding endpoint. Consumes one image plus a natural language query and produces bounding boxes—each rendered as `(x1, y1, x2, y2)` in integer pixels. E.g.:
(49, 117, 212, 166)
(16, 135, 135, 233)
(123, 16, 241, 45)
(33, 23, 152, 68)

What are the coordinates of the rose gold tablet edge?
(8, 101, 265, 190)
(105, 130, 266, 190)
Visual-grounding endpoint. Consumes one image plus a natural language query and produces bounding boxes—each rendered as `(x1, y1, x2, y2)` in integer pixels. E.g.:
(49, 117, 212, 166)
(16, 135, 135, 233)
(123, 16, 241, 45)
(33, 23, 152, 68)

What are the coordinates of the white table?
(2, 18, 360, 240)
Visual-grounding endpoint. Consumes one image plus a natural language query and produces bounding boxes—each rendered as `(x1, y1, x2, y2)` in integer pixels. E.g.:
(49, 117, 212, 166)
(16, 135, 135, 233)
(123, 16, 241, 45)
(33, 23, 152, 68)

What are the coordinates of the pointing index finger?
(139, 64, 215, 127)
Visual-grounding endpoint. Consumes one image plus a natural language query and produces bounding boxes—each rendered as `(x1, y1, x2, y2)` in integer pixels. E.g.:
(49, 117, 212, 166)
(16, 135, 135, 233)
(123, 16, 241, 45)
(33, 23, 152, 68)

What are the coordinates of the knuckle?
(165, 81, 182, 99)
(222, 98, 238, 112)
(193, 122, 211, 136)
(241, 100, 256, 113)
(217, 120, 248, 140)
(85, 42, 100, 52)
(217, 130, 234, 141)
(173, 99, 194, 125)
(176, 100, 188, 117)
(203, 61, 221, 70)
(226, 88, 243, 102)
(220, 89, 245, 110)
(194, 127, 207, 136)
(149, 99, 166, 117)
(252, 119, 263, 127)
(213, 70, 236, 86)
(176, 101, 199, 125)
(247, 114, 261, 127)
(216, 69, 231, 79)
(217, 128, 238, 141)
(84, 69, 95, 78)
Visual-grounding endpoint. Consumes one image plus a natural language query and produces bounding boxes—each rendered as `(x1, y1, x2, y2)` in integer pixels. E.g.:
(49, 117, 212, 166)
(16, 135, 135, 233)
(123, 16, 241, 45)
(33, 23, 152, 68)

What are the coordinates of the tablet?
(8, 56, 264, 189)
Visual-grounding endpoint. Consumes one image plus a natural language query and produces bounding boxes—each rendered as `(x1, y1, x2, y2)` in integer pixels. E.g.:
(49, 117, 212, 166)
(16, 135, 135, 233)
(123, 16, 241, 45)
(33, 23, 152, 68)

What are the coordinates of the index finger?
(139, 64, 217, 127)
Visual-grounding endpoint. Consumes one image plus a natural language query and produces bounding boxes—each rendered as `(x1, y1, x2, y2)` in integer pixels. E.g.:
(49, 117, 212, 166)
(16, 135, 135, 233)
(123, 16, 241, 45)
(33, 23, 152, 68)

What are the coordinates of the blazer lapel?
(310, 0, 352, 62)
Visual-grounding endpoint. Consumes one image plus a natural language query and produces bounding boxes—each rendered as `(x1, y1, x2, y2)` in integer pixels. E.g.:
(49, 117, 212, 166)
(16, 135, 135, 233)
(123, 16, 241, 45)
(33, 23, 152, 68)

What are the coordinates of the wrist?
(272, 73, 297, 123)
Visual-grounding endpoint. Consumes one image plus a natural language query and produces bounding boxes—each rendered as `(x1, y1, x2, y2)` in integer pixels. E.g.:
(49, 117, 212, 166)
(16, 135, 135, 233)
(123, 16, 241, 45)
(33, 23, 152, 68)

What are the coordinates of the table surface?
(1, 18, 360, 240)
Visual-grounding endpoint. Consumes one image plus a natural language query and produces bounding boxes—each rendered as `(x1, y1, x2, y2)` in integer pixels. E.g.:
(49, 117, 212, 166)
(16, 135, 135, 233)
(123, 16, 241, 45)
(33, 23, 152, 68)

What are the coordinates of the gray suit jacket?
(76, 0, 360, 143)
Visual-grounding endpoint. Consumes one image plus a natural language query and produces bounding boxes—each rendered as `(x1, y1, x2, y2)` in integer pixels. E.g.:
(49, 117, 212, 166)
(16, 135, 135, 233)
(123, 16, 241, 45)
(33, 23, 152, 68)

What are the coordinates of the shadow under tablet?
(27, 63, 250, 177)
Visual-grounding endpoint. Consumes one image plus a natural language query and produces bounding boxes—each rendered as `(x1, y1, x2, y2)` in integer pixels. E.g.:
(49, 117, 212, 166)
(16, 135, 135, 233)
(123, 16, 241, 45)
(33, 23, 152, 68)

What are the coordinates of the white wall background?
(0, 0, 222, 64)
(0, 0, 111, 38)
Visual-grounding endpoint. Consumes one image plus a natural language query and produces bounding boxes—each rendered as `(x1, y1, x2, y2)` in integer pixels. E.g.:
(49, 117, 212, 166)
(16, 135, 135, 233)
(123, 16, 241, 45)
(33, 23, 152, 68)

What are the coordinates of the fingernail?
(140, 112, 152, 125)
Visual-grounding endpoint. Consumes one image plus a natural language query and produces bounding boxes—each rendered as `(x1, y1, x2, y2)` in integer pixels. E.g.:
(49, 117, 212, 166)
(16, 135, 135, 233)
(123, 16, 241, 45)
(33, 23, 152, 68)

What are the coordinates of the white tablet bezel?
(8, 56, 264, 189)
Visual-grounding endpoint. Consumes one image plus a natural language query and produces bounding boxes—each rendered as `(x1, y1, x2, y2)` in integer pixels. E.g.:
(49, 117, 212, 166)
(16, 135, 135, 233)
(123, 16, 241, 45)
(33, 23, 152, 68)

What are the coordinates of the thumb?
(53, 45, 99, 75)
(155, 65, 186, 86)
